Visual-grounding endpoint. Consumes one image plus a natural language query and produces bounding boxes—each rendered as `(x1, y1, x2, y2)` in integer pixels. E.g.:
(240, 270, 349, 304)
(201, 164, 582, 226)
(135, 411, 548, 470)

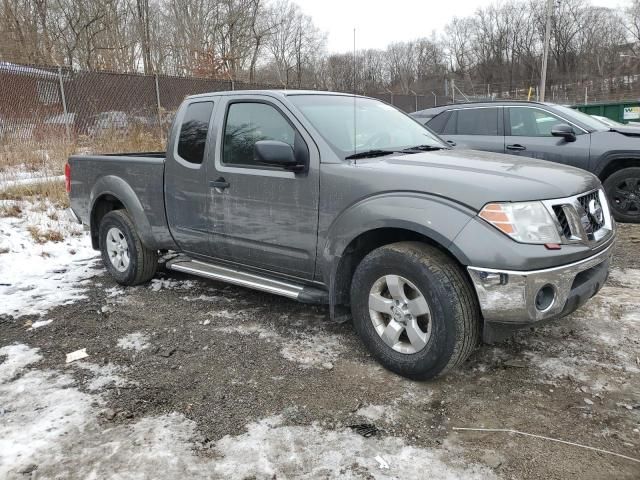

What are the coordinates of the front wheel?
(98, 210, 158, 285)
(350, 242, 480, 380)
(603, 167, 640, 223)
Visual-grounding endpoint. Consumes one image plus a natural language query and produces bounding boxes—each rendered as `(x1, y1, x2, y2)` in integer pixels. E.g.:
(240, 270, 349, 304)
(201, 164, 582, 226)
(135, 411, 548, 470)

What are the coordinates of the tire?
(603, 167, 640, 223)
(350, 241, 480, 380)
(98, 210, 158, 286)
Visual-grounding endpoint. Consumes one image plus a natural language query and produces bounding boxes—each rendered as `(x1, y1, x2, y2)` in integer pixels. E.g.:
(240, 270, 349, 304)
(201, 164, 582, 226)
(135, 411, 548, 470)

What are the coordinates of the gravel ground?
(1, 225, 639, 479)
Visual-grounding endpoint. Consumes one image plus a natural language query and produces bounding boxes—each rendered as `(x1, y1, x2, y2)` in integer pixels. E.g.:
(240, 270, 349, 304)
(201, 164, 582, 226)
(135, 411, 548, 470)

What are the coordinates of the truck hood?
(608, 125, 640, 137)
(356, 148, 600, 211)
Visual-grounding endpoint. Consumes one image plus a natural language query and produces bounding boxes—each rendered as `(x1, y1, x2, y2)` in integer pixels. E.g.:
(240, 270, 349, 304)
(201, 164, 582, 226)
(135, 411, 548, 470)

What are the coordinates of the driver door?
(207, 95, 320, 280)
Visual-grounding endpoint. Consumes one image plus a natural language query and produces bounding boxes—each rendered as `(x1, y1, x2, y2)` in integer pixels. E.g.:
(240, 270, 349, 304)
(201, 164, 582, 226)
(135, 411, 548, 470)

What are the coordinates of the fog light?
(535, 284, 555, 312)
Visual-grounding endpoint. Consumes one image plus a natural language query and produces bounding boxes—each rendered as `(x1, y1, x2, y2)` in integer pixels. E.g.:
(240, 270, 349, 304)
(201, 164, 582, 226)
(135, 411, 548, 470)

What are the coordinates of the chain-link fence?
(0, 61, 440, 162)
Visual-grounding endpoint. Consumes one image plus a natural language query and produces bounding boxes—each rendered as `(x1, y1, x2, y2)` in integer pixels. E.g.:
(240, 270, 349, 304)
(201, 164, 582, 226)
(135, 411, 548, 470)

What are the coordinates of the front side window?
(223, 102, 295, 167)
(177, 101, 214, 164)
(508, 107, 566, 137)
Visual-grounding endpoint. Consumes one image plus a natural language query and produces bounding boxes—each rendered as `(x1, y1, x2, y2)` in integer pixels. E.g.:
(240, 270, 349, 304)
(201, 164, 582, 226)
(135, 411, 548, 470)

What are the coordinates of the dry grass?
(0, 179, 68, 209)
(0, 140, 72, 174)
(0, 203, 22, 217)
(77, 125, 164, 155)
(1, 127, 163, 173)
(0, 128, 163, 205)
(27, 225, 65, 244)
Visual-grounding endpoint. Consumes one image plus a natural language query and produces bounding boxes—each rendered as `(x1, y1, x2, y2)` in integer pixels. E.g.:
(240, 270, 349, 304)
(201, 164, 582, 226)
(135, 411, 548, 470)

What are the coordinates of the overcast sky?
(294, 0, 625, 53)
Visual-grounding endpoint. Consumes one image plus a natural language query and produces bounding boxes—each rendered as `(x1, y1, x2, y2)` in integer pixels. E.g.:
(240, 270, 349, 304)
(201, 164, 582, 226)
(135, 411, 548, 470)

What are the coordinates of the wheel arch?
(89, 176, 157, 250)
(329, 225, 472, 305)
(596, 154, 640, 183)
(322, 189, 477, 319)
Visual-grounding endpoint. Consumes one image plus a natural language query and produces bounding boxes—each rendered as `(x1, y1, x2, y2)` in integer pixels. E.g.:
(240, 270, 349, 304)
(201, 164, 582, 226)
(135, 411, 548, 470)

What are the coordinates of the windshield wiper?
(400, 144, 445, 153)
(345, 149, 396, 160)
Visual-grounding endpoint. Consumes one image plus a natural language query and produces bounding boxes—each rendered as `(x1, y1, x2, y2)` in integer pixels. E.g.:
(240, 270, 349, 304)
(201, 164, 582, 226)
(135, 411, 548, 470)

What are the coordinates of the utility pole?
(540, 0, 553, 102)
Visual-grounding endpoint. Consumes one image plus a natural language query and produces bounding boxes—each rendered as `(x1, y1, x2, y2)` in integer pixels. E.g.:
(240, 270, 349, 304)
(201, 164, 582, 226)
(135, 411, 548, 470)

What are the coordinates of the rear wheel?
(603, 167, 640, 223)
(350, 241, 481, 380)
(99, 210, 158, 285)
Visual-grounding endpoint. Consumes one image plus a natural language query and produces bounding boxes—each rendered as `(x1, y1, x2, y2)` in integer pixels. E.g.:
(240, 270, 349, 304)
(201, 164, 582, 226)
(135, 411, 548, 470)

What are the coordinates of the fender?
(320, 192, 477, 313)
(592, 150, 640, 178)
(89, 175, 158, 249)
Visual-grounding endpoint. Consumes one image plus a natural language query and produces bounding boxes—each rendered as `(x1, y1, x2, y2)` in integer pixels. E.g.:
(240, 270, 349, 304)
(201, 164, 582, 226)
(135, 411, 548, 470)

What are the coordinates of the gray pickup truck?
(67, 90, 615, 379)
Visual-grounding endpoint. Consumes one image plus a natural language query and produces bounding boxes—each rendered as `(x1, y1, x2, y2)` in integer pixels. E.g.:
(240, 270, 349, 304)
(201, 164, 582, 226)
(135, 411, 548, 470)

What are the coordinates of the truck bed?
(68, 153, 171, 249)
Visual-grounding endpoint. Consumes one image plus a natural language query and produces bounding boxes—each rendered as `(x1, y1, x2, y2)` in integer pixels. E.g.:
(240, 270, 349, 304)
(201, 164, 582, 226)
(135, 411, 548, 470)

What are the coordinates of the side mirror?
(254, 140, 304, 171)
(551, 123, 576, 142)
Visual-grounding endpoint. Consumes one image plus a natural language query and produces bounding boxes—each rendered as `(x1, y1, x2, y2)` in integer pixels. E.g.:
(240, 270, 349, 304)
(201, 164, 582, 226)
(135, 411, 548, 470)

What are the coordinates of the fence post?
(385, 88, 394, 106)
(410, 89, 418, 112)
(154, 74, 164, 144)
(57, 67, 70, 143)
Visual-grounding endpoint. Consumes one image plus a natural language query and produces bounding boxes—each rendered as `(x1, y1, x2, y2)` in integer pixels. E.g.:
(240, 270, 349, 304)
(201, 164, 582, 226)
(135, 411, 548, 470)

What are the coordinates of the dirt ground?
(1, 225, 639, 479)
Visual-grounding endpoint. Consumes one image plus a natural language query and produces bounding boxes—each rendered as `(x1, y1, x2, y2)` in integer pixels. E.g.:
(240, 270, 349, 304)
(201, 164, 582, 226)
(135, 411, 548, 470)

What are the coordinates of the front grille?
(552, 205, 572, 238)
(577, 190, 605, 232)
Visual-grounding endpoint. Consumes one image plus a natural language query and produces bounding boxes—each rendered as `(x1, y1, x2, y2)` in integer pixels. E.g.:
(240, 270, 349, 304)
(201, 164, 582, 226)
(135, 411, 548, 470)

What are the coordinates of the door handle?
(506, 144, 526, 151)
(210, 177, 230, 190)
(446, 140, 457, 147)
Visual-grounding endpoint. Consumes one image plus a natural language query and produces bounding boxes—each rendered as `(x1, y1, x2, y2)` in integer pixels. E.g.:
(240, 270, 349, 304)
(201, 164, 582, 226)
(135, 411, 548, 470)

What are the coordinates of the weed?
(0, 203, 22, 217)
(0, 180, 68, 209)
(27, 225, 65, 244)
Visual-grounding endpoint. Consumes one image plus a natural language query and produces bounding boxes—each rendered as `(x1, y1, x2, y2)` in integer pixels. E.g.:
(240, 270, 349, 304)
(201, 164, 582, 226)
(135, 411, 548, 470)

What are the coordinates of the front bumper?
(467, 242, 613, 324)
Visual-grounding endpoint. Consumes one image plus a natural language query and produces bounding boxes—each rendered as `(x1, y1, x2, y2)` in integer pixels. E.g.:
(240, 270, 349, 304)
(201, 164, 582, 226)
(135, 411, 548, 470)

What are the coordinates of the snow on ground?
(0, 163, 63, 189)
(29, 319, 53, 330)
(209, 307, 346, 368)
(280, 333, 345, 369)
(73, 361, 131, 391)
(0, 343, 496, 480)
(149, 278, 197, 291)
(117, 332, 150, 351)
(356, 403, 399, 423)
(0, 200, 99, 318)
(0, 175, 65, 190)
(518, 268, 640, 392)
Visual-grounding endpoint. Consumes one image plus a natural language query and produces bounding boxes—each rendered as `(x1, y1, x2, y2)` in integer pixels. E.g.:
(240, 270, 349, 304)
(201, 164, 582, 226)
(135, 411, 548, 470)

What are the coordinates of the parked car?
(67, 91, 614, 379)
(413, 101, 640, 222)
(590, 115, 625, 128)
(88, 111, 130, 137)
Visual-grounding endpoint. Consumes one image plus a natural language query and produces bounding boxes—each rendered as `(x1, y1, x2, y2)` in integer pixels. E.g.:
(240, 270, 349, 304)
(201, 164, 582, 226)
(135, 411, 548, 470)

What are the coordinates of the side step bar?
(166, 258, 328, 304)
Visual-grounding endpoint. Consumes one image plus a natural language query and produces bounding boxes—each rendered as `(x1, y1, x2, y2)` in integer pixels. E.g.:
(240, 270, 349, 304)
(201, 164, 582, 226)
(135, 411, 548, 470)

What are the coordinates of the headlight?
(479, 201, 561, 244)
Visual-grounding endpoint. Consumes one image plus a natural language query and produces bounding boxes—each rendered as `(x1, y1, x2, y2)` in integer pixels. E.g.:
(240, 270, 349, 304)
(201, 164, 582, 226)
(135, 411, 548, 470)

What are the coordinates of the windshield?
(552, 105, 609, 132)
(288, 94, 448, 159)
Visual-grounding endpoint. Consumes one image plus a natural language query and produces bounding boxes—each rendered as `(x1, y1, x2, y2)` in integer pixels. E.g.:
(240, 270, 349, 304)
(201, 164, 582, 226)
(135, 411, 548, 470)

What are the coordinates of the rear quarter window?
(177, 101, 214, 164)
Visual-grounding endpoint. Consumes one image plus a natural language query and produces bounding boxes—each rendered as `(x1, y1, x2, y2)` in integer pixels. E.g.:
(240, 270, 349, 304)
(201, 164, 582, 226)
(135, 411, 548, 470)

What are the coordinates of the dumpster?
(573, 100, 640, 124)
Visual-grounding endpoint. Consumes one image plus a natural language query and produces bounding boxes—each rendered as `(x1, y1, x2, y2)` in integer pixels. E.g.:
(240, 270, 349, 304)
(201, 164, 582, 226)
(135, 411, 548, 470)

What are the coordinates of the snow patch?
(0, 200, 99, 317)
(212, 415, 496, 479)
(213, 323, 279, 339)
(280, 333, 345, 369)
(105, 286, 125, 298)
(356, 403, 399, 423)
(29, 319, 53, 330)
(149, 278, 196, 291)
(117, 332, 150, 351)
(73, 362, 131, 391)
(0, 344, 495, 480)
(0, 344, 42, 383)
